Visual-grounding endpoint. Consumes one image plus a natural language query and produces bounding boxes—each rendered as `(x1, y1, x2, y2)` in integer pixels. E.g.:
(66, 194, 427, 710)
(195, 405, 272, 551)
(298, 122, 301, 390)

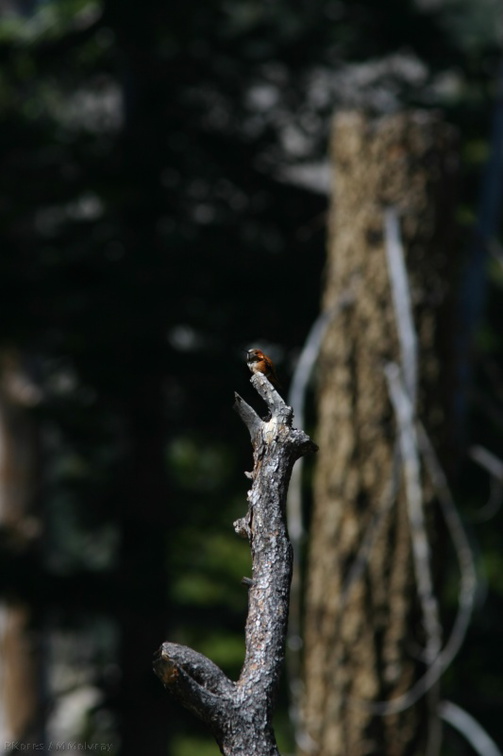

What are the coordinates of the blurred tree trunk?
(118, 373, 171, 756)
(0, 352, 42, 746)
(110, 10, 174, 752)
(301, 112, 459, 756)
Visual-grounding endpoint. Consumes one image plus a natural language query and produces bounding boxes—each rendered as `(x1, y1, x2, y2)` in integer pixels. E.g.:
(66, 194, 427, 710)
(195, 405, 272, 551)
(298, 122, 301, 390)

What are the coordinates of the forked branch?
(154, 372, 317, 755)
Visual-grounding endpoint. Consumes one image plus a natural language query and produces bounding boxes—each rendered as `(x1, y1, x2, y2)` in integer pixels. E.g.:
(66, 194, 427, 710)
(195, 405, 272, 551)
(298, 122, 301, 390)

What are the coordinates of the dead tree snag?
(154, 372, 317, 755)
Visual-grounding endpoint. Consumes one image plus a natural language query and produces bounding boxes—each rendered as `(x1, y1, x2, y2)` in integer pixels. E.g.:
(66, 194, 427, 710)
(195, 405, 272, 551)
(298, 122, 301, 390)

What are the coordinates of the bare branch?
(385, 363, 442, 663)
(154, 371, 317, 755)
(288, 294, 354, 429)
(350, 206, 466, 719)
(439, 701, 503, 756)
(384, 208, 418, 408)
(154, 642, 234, 697)
(287, 308, 340, 546)
(153, 644, 233, 730)
(418, 425, 477, 670)
(233, 393, 262, 441)
(357, 421, 477, 716)
(284, 295, 353, 745)
(470, 445, 503, 480)
(239, 375, 316, 705)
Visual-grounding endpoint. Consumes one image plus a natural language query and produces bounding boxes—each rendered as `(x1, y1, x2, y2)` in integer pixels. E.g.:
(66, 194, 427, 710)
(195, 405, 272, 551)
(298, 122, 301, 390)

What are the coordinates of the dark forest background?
(0, 0, 502, 754)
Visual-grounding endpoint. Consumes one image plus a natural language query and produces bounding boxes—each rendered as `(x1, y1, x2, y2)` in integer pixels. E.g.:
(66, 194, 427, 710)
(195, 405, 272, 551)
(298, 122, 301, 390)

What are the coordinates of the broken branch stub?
(154, 371, 317, 755)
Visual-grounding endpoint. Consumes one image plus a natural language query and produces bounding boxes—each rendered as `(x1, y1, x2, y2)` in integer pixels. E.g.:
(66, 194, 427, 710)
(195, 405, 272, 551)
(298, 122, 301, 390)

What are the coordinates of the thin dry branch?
(154, 372, 317, 756)
(285, 295, 353, 745)
(439, 700, 503, 756)
(355, 407, 477, 719)
(384, 207, 418, 408)
(384, 363, 442, 665)
(353, 208, 477, 718)
(418, 425, 477, 673)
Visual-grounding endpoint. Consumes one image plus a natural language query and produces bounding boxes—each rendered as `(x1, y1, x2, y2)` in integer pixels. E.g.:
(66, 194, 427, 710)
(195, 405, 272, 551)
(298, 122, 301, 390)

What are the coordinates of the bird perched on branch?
(246, 348, 282, 389)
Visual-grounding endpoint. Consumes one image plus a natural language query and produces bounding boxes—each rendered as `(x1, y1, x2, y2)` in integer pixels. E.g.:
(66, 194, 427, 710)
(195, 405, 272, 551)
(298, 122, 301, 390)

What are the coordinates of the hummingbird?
(246, 348, 282, 389)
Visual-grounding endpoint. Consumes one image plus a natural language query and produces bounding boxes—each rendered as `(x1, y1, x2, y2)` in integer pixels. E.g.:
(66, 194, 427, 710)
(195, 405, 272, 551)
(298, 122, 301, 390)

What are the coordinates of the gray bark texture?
(301, 111, 459, 756)
(154, 372, 317, 755)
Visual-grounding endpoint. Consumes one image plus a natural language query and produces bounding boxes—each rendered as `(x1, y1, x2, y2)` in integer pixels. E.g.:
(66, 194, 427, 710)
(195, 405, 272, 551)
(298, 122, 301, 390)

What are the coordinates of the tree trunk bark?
(301, 111, 459, 756)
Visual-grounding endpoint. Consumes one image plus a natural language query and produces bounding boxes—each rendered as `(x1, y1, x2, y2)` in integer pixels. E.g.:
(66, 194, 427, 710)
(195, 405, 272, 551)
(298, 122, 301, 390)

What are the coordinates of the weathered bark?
(154, 372, 317, 755)
(301, 112, 458, 756)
